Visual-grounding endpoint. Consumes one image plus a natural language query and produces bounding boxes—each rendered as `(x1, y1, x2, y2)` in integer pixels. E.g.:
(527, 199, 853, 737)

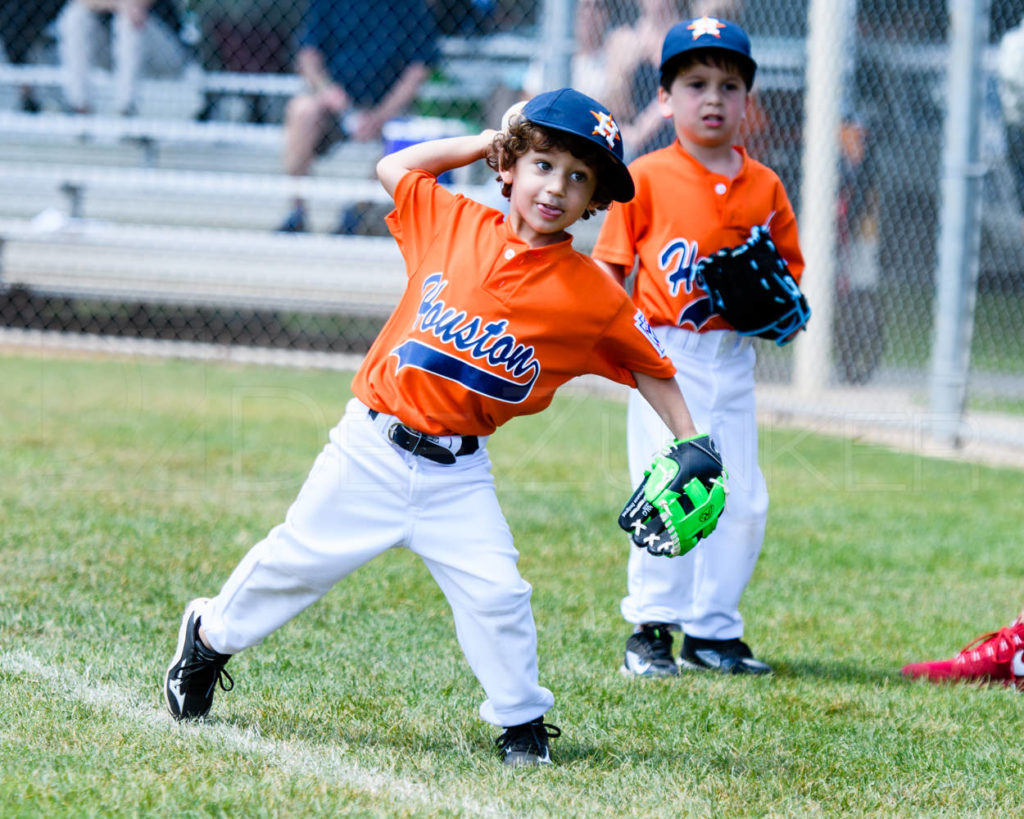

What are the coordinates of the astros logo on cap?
(687, 15, 726, 40)
(590, 109, 620, 149)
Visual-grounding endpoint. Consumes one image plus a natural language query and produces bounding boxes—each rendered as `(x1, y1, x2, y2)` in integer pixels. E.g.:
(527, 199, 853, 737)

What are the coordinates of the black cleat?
(164, 598, 234, 720)
(620, 623, 679, 678)
(679, 635, 772, 675)
(495, 718, 561, 766)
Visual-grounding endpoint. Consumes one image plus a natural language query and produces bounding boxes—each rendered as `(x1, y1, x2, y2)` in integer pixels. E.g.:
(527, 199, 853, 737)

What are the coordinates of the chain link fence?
(0, 1, 1022, 421)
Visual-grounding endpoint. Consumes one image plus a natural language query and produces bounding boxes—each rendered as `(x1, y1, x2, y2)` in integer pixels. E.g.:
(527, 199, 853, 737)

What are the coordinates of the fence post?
(793, 0, 855, 397)
(928, 0, 990, 448)
(539, 0, 574, 91)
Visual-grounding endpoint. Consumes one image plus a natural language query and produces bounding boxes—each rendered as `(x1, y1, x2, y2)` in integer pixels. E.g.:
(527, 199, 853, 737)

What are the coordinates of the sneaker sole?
(503, 751, 553, 767)
(904, 672, 1024, 690)
(618, 663, 679, 679)
(678, 657, 773, 675)
(164, 597, 210, 718)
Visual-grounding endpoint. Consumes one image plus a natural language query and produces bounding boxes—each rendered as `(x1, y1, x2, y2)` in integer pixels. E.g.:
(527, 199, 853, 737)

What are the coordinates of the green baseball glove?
(618, 434, 728, 558)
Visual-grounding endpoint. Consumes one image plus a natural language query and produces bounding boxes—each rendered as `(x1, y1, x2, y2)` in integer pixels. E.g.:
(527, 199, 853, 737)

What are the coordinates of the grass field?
(3, 352, 1024, 817)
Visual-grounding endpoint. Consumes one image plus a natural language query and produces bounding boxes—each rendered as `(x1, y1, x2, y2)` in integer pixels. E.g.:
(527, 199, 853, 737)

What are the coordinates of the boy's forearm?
(634, 372, 698, 440)
(377, 131, 498, 197)
(367, 63, 429, 129)
(297, 47, 332, 91)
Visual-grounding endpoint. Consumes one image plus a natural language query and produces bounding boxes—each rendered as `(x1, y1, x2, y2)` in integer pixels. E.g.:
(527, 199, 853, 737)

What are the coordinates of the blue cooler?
(382, 117, 471, 185)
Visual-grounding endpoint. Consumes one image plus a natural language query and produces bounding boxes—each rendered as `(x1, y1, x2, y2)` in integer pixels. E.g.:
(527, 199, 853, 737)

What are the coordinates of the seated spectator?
(604, 0, 745, 160)
(56, 0, 189, 116)
(0, 0, 65, 112)
(602, 0, 685, 160)
(277, 0, 441, 234)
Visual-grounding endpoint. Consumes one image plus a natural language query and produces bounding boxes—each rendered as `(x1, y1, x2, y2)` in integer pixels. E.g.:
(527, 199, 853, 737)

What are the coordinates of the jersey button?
(504, 248, 516, 260)
(714, 182, 727, 195)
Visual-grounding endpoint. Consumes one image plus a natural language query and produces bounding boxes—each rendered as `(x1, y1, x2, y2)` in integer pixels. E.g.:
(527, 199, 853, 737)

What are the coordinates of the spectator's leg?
(277, 93, 331, 228)
(57, 1, 98, 113)
(111, 10, 144, 114)
(283, 93, 329, 178)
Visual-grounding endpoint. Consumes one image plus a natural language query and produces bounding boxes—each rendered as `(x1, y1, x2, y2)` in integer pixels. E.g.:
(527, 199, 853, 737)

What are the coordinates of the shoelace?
(956, 624, 1024, 664)
(495, 720, 562, 753)
(180, 640, 235, 698)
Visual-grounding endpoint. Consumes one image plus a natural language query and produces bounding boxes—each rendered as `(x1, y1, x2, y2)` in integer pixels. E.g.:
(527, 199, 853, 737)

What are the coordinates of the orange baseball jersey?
(592, 142, 804, 332)
(351, 170, 675, 436)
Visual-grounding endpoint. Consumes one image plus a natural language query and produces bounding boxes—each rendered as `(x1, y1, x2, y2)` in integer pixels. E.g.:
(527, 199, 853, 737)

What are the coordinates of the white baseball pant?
(621, 327, 769, 640)
(199, 397, 554, 727)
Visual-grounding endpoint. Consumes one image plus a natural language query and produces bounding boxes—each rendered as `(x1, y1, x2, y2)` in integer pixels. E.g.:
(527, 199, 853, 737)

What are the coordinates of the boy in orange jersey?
(164, 88, 712, 766)
(593, 17, 805, 678)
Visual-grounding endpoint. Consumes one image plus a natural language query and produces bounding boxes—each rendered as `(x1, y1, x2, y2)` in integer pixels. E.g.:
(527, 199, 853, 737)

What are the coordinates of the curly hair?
(485, 120, 616, 220)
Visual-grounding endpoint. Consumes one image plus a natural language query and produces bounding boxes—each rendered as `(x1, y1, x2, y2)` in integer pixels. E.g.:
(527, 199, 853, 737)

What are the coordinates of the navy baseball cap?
(660, 16, 757, 88)
(521, 88, 634, 202)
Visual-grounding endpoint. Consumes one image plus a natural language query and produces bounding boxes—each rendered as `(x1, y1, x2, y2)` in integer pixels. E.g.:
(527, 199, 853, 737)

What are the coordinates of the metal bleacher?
(0, 36, 528, 318)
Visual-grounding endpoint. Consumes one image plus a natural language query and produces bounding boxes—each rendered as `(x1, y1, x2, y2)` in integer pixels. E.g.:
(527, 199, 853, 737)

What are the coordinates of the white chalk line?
(2, 649, 512, 818)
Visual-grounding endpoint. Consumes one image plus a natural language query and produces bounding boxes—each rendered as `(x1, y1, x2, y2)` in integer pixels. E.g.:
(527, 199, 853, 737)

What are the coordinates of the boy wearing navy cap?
(594, 18, 805, 678)
(164, 88, 707, 766)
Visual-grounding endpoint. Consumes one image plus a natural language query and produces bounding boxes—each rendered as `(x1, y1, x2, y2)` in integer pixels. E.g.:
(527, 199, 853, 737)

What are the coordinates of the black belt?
(369, 409, 479, 465)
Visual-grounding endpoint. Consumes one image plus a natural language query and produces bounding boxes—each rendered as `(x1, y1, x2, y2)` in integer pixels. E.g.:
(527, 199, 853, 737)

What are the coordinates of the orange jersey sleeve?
(350, 170, 675, 436)
(592, 143, 804, 331)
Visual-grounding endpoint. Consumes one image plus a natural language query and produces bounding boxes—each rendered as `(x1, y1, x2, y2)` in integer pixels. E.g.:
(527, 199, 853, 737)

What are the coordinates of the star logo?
(688, 15, 726, 40)
(590, 109, 620, 148)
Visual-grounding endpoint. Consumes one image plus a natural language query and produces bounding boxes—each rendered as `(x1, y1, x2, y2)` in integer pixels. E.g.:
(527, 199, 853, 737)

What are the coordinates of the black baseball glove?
(695, 225, 810, 345)
(618, 434, 728, 558)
